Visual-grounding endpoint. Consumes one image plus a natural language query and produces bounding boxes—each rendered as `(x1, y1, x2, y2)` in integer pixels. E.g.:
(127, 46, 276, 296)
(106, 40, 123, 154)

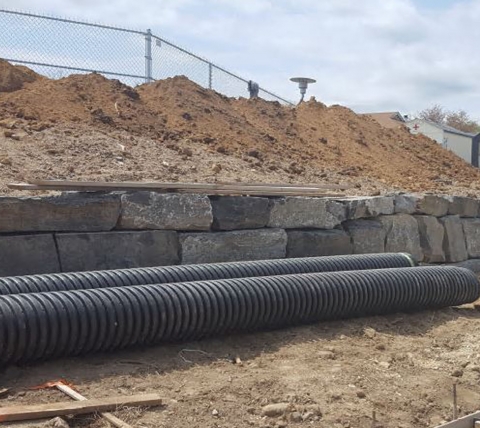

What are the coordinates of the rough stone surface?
(56, 230, 179, 272)
(439, 215, 468, 262)
(394, 194, 418, 214)
(340, 196, 395, 219)
(286, 229, 352, 258)
(261, 403, 293, 417)
(268, 197, 346, 229)
(415, 215, 445, 263)
(0, 193, 120, 232)
(447, 196, 480, 217)
(415, 195, 450, 216)
(450, 259, 480, 274)
(210, 196, 270, 230)
(0, 234, 60, 276)
(343, 220, 385, 254)
(462, 218, 480, 258)
(379, 214, 423, 261)
(180, 229, 287, 264)
(118, 192, 212, 230)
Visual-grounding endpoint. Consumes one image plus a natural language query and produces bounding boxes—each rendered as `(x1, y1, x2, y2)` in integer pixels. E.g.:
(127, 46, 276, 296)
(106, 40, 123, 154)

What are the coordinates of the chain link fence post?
(145, 28, 152, 82)
(208, 63, 213, 89)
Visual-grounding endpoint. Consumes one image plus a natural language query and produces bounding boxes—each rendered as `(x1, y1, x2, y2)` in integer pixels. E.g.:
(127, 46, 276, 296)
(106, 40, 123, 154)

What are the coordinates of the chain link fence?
(0, 9, 293, 104)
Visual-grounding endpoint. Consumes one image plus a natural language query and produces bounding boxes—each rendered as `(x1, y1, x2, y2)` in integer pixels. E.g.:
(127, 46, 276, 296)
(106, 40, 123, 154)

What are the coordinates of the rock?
(379, 214, 423, 261)
(0, 234, 60, 276)
(180, 229, 287, 264)
(302, 412, 315, 421)
(415, 216, 445, 263)
(376, 343, 386, 351)
(440, 216, 468, 262)
(212, 409, 219, 417)
(449, 259, 480, 274)
(56, 230, 179, 271)
(211, 196, 270, 230)
(344, 220, 385, 254)
(261, 402, 293, 417)
(364, 327, 377, 338)
(452, 369, 463, 378)
(415, 195, 450, 217)
(378, 361, 391, 369)
(356, 391, 366, 399)
(44, 417, 70, 428)
(268, 197, 346, 229)
(305, 404, 322, 417)
(275, 422, 288, 428)
(447, 196, 480, 217)
(286, 229, 352, 258)
(290, 412, 303, 422)
(339, 196, 395, 219)
(394, 194, 418, 214)
(318, 351, 335, 359)
(118, 192, 212, 230)
(462, 219, 480, 258)
(0, 193, 121, 233)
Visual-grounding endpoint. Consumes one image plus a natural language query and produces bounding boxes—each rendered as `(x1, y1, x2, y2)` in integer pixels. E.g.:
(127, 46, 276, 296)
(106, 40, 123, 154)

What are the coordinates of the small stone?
(364, 328, 377, 339)
(212, 408, 219, 417)
(470, 365, 480, 373)
(44, 417, 70, 428)
(275, 422, 287, 428)
(302, 411, 315, 421)
(212, 163, 222, 173)
(290, 411, 302, 422)
(317, 350, 335, 359)
(452, 369, 463, 378)
(356, 390, 366, 399)
(378, 361, 391, 369)
(262, 402, 293, 417)
(375, 343, 386, 351)
(305, 404, 322, 417)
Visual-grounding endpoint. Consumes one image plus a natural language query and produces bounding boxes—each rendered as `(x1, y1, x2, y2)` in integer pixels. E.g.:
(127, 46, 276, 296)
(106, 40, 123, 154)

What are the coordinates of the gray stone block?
(394, 194, 418, 214)
(449, 259, 480, 274)
(379, 214, 423, 261)
(56, 230, 179, 272)
(415, 195, 449, 217)
(0, 193, 120, 233)
(439, 215, 468, 262)
(344, 220, 385, 254)
(0, 234, 60, 276)
(118, 192, 212, 230)
(339, 196, 395, 219)
(462, 218, 480, 258)
(414, 215, 445, 263)
(447, 196, 480, 217)
(268, 197, 346, 229)
(287, 229, 352, 258)
(180, 229, 287, 264)
(211, 196, 270, 230)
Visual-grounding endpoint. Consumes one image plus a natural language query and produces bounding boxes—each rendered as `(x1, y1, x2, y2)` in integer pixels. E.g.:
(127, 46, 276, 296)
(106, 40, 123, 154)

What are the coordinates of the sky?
(1, 0, 479, 118)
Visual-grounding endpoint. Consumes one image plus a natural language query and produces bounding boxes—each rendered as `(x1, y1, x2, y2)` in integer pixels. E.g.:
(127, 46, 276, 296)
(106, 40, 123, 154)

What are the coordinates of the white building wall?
(407, 121, 445, 146)
(444, 132, 472, 163)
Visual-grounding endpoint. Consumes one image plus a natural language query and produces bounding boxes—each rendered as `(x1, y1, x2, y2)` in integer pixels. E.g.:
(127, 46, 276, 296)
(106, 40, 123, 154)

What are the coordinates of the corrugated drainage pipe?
(0, 266, 476, 365)
(0, 253, 416, 295)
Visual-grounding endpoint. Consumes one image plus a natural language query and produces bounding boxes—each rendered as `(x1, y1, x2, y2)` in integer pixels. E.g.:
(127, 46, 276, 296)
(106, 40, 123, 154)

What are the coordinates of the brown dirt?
(0, 60, 40, 93)
(3, 304, 480, 428)
(0, 64, 480, 196)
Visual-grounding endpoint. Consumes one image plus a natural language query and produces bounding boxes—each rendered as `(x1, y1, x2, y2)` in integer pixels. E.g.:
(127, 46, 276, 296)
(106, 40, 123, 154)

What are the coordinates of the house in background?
(363, 111, 408, 129)
(406, 119, 480, 167)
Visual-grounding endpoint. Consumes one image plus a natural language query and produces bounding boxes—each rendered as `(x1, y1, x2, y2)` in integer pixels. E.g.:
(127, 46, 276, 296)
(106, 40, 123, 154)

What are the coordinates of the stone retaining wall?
(1, 192, 480, 276)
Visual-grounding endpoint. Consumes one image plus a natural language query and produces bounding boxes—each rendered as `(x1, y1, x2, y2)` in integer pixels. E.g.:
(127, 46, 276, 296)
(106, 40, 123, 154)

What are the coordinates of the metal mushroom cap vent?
(290, 77, 316, 103)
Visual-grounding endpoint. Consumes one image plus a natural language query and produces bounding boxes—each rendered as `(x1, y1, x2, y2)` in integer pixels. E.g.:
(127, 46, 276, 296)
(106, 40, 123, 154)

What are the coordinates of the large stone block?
(339, 196, 395, 219)
(379, 214, 423, 261)
(180, 229, 287, 264)
(56, 230, 179, 272)
(414, 215, 445, 263)
(415, 195, 449, 217)
(0, 234, 60, 276)
(211, 196, 270, 230)
(0, 193, 121, 233)
(439, 215, 468, 262)
(344, 220, 385, 254)
(447, 196, 480, 217)
(462, 218, 480, 258)
(394, 194, 418, 214)
(286, 229, 352, 258)
(268, 197, 346, 229)
(118, 192, 212, 230)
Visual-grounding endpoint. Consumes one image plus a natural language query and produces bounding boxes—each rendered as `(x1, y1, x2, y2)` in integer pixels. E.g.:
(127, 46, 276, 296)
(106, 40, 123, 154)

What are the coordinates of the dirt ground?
(3, 304, 480, 428)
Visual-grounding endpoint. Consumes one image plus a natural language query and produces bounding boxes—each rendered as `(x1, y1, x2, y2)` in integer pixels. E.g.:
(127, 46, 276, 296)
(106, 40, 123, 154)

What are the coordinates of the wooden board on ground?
(0, 393, 162, 422)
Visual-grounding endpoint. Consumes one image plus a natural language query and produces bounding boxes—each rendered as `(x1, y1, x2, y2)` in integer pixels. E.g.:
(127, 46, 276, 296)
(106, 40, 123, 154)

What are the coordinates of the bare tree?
(417, 104, 480, 134)
(418, 104, 446, 124)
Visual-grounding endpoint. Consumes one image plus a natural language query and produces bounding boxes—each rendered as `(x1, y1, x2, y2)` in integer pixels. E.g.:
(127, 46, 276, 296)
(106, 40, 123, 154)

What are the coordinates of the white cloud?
(1, 0, 479, 118)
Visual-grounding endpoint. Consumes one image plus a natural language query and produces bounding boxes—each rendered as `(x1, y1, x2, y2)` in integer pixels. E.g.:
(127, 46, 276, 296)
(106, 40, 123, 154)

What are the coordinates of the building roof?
(363, 112, 407, 129)
(407, 118, 478, 138)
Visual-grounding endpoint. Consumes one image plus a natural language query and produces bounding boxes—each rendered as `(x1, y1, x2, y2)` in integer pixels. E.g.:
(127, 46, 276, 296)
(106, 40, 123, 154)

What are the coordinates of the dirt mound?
(1, 63, 480, 195)
(0, 59, 39, 92)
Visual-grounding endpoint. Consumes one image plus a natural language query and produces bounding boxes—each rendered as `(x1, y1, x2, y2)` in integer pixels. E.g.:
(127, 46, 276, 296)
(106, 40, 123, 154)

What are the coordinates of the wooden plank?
(0, 393, 162, 422)
(7, 183, 344, 198)
(29, 179, 351, 191)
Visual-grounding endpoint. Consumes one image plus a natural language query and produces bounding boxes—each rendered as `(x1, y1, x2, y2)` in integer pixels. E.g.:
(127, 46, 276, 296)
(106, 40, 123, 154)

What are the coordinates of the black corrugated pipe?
(0, 253, 416, 295)
(0, 266, 477, 365)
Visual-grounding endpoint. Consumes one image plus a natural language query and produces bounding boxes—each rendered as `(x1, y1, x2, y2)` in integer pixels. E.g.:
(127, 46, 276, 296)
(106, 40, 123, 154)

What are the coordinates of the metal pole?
(208, 63, 213, 89)
(145, 29, 152, 83)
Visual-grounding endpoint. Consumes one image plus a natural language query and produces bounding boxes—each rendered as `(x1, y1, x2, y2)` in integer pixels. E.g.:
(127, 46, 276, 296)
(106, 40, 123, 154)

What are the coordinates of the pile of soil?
(0, 59, 40, 92)
(1, 61, 480, 196)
